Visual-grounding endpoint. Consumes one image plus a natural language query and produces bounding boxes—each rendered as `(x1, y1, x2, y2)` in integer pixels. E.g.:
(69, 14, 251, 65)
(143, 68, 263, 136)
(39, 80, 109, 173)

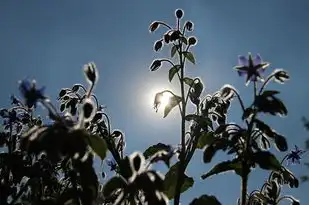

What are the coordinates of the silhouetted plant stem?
(241, 82, 259, 205)
(241, 164, 249, 205)
(97, 125, 122, 166)
(174, 39, 186, 205)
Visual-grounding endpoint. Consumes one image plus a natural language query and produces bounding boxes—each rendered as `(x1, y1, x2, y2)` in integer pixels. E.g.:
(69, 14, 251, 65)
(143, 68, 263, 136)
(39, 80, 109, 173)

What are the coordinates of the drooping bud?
(154, 40, 163, 52)
(185, 21, 194, 31)
(149, 21, 160, 32)
(150, 60, 162, 71)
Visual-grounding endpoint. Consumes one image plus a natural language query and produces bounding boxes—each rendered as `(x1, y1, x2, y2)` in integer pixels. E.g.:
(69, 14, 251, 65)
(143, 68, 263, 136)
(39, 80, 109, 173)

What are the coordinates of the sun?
(158, 92, 172, 108)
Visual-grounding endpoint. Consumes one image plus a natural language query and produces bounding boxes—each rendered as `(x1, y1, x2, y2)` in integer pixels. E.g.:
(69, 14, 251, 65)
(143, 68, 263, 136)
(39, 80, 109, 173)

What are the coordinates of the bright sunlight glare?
(159, 92, 172, 108)
(147, 88, 173, 110)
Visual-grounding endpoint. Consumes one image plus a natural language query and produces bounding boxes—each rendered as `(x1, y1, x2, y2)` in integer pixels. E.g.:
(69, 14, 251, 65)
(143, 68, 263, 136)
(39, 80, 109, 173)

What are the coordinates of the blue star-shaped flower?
(234, 53, 270, 86)
(286, 145, 306, 165)
(19, 79, 46, 108)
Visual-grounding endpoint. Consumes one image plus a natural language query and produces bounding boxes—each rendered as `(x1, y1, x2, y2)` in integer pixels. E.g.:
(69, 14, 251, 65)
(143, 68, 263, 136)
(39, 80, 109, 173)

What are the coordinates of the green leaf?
(201, 159, 242, 180)
(183, 77, 194, 86)
(274, 134, 288, 152)
(203, 139, 227, 163)
(171, 45, 178, 57)
(197, 132, 215, 149)
(253, 151, 281, 171)
(260, 136, 270, 150)
(103, 176, 127, 197)
(185, 114, 212, 130)
(203, 145, 217, 163)
(189, 194, 222, 205)
(169, 65, 180, 82)
(164, 162, 194, 199)
(192, 81, 203, 97)
(254, 119, 275, 138)
(183, 51, 195, 64)
(86, 134, 108, 160)
(143, 143, 171, 159)
(163, 95, 182, 118)
(261, 90, 280, 97)
(254, 94, 288, 117)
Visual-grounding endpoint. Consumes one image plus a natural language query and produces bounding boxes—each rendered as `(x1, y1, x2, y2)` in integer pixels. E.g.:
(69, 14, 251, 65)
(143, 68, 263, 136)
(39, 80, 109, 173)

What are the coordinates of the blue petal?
(38, 86, 46, 95)
(253, 54, 262, 65)
(19, 79, 32, 96)
(238, 55, 249, 67)
(237, 70, 247, 76)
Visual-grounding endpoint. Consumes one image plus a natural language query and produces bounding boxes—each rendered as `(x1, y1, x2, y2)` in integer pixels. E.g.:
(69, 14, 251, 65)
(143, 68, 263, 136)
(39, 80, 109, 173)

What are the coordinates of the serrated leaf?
(103, 176, 127, 197)
(169, 65, 180, 82)
(201, 159, 242, 180)
(197, 132, 215, 149)
(143, 143, 171, 159)
(163, 162, 194, 199)
(189, 194, 222, 205)
(163, 95, 181, 118)
(183, 51, 195, 64)
(253, 151, 281, 171)
(86, 134, 108, 160)
(171, 45, 178, 57)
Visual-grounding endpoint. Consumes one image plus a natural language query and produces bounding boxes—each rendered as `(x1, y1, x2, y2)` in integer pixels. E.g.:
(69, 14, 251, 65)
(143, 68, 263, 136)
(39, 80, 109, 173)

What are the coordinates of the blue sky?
(1, 0, 309, 204)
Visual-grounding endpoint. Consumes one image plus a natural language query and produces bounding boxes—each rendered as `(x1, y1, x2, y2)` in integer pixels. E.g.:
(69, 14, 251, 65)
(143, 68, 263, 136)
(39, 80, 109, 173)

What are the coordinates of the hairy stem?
(174, 39, 186, 205)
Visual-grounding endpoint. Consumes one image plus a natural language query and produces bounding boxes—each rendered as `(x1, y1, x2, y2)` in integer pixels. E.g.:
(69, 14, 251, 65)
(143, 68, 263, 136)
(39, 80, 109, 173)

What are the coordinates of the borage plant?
(0, 8, 303, 205)
(0, 62, 172, 205)
(149, 9, 300, 205)
(0, 64, 111, 205)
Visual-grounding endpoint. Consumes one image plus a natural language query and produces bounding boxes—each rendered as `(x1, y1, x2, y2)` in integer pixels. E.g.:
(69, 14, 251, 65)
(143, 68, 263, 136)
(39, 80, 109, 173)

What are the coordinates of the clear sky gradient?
(1, 1, 309, 204)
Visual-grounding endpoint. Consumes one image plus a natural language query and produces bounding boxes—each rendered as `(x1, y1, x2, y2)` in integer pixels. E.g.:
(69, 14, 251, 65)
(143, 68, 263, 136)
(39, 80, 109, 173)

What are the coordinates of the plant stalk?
(174, 39, 186, 205)
(241, 164, 249, 205)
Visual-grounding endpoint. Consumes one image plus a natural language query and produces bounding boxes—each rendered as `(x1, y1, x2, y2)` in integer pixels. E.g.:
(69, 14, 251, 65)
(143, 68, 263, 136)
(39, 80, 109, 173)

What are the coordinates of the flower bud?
(150, 60, 162, 71)
(163, 33, 170, 44)
(84, 62, 98, 84)
(154, 40, 163, 52)
(149, 21, 159, 32)
(188, 36, 197, 46)
(170, 30, 181, 41)
(185, 21, 194, 31)
(175, 9, 184, 19)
